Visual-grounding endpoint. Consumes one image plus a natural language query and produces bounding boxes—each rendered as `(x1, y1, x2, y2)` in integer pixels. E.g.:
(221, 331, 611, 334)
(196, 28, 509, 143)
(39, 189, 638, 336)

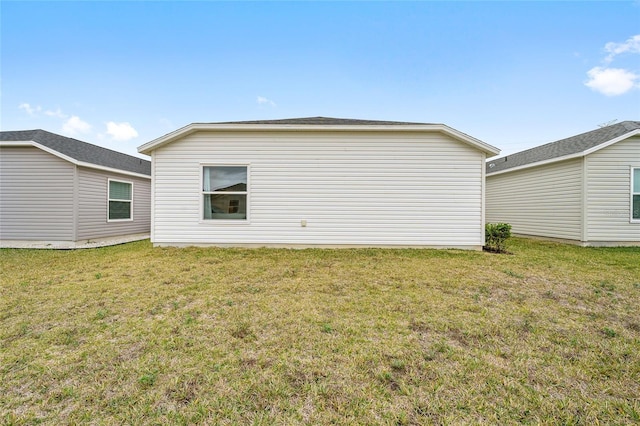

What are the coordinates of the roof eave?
(486, 129, 640, 176)
(1, 140, 151, 179)
(582, 128, 640, 155)
(486, 151, 586, 176)
(138, 123, 500, 156)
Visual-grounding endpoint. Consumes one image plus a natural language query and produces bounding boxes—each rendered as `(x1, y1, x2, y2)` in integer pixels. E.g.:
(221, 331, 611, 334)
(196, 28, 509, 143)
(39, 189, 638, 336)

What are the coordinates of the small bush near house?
(485, 222, 512, 253)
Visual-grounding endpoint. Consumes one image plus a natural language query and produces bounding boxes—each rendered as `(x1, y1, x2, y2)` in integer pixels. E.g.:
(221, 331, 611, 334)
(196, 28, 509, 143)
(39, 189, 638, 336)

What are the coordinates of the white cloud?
(585, 66, 639, 96)
(19, 103, 41, 116)
(604, 34, 640, 63)
(257, 96, 276, 107)
(45, 108, 68, 118)
(62, 115, 92, 135)
(106, 121, 138, 141)
(585, 34, 640, 96)
(20, 103, 70, 119)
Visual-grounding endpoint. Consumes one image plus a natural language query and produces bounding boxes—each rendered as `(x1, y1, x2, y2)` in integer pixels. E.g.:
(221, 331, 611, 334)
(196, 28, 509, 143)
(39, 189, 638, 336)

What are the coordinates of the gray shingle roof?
(214, 116, 432, 126)
(1, 129, 151, 176)
(487, 121, 640, 174)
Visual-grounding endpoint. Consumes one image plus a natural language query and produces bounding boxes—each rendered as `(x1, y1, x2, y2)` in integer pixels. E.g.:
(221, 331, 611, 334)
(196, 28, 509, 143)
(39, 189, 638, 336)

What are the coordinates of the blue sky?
(2, 1, 639, 159)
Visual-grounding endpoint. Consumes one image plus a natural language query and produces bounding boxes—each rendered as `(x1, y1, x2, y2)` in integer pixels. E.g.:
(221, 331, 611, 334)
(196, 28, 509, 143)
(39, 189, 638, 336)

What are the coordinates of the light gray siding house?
(1, 130, 151, 245)
(138, 117, 500, 250)
(486, 121, 640, 246)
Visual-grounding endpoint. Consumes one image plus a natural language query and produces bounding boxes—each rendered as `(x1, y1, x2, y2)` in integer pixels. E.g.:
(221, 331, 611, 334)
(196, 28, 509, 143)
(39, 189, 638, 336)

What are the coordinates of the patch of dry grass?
(1, 238, 639, 424)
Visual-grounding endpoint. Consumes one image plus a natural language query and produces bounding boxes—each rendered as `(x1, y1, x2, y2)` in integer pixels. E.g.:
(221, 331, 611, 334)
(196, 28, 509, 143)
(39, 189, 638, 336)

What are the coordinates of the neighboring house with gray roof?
(138, 117, 500, 250)
(486, 121, 640, 246)
(1, 129, 151, 245)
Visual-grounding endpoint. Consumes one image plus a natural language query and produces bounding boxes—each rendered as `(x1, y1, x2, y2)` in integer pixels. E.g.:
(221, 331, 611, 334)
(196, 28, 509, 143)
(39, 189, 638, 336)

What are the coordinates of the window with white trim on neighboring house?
(633, 168, 640, 221)
(202, 166, 248, 220)
(108, 179, 133, 221)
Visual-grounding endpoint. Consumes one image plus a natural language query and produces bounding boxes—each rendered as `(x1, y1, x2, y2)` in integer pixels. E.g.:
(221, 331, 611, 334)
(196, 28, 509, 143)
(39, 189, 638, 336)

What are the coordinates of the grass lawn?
(1, 238, 639, 425)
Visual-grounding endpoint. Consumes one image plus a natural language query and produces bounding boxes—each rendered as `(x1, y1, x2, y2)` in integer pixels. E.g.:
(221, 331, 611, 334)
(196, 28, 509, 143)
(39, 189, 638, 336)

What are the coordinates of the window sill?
(199, 219, 251, 225)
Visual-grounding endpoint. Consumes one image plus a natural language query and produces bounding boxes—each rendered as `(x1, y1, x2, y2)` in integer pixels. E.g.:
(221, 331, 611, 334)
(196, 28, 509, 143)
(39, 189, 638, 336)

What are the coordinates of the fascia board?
(1, 140, 151, 180)
(1, 140, 79, 163)
(435, 124, 500, 156)
(138, 123, 199, 155)
(74, 161, 151, 179)
(138, 123, 501, 156)
(582, 129, 639, 156)
(486, 152, 585, 176)
(486, 130, 640, 177)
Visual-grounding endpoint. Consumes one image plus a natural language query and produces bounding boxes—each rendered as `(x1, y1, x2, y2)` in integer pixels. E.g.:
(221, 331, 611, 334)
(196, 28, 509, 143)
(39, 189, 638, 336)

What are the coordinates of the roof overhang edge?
(137, 123, 500, 155)
(486, 129, 640, 177)
(1, 140, 151, 179)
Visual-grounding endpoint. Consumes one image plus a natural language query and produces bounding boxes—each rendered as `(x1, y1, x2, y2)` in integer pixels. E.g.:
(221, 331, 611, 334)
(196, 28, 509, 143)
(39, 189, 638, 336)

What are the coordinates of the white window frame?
(632, 167, 640, 223)
(200, 164, 250, 224)
(107, 178, 134, 222)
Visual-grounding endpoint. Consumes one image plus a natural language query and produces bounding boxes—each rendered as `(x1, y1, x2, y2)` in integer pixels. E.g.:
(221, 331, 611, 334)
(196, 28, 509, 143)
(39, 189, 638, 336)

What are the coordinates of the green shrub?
(485, 223, 512, 253)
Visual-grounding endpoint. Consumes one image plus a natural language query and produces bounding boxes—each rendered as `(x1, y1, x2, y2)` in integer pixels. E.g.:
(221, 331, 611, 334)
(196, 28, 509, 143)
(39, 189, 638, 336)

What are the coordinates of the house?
(0, 129, 151, 246)
(138, 117, 500, 249)
(486, 121, 640, 246)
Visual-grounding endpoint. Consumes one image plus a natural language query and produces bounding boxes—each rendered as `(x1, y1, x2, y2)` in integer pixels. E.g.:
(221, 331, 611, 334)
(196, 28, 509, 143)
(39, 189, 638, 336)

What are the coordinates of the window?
(108, 179, 133, 221)
(633, 168, 640, 221)
(203, 166, 248, 220)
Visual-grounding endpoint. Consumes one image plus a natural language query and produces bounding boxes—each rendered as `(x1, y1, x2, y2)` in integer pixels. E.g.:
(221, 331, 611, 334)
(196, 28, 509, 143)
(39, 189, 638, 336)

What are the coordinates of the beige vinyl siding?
(585, 136, 640, 242)
(76, 167, 151, 240)
(486, 158, 583, 240)
(152, 131, 485, 248)
(0, 146, 75, 240)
